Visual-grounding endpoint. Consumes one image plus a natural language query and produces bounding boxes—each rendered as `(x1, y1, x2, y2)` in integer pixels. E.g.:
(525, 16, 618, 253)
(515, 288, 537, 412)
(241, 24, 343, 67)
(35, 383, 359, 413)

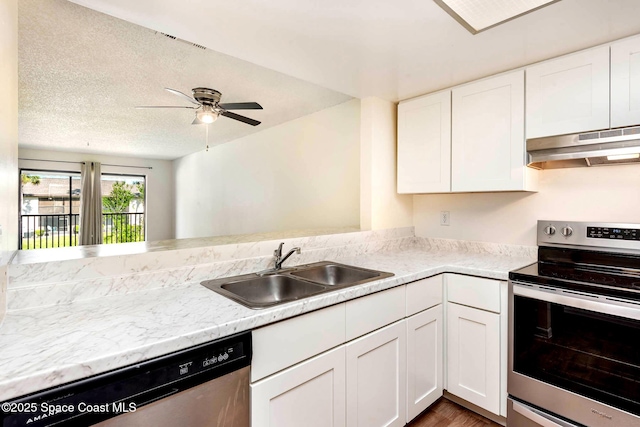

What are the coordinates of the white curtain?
(79, 162, 103, 245)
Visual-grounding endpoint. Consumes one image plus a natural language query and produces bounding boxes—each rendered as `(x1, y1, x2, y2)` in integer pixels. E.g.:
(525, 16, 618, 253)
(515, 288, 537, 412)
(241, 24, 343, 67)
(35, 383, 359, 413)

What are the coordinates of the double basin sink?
(201, 261, 394, 309)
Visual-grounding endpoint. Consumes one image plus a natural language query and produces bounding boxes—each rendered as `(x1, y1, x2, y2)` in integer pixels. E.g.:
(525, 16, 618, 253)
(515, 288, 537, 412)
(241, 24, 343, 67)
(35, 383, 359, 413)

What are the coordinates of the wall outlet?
(440, 211, 450, 226)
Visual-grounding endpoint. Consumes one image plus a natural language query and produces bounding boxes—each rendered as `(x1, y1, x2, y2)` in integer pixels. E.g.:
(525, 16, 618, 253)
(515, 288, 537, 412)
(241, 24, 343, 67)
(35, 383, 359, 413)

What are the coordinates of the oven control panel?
(587, 227, 640, 241)
(538, 220, 640, 252)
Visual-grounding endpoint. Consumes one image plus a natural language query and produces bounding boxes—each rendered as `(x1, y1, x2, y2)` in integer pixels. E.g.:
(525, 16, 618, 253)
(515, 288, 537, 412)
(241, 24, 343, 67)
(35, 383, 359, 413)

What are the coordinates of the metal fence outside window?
(19, 213, 145, 249)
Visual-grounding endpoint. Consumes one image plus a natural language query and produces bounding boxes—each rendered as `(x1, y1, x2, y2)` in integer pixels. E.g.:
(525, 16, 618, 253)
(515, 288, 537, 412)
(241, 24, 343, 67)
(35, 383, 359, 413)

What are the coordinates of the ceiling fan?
(136, 87, 263, 126)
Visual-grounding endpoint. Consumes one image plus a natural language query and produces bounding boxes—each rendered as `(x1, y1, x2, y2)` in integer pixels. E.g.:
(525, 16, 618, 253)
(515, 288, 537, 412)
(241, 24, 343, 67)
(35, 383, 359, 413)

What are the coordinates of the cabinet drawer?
(406, 275, 443, 316)
(252, 303, 346, 382)
(346, 286, 406, 341)
(446, 274, 500, 313)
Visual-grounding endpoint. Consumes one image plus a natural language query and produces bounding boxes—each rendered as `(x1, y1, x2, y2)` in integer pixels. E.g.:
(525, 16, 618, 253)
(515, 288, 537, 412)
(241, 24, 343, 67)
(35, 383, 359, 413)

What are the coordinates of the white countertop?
(0, 247, 534, 401)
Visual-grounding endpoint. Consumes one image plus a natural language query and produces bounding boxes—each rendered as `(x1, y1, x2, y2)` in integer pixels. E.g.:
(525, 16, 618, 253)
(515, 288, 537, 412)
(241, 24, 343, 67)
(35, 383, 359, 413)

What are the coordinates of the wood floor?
(408, 398, 502, 427)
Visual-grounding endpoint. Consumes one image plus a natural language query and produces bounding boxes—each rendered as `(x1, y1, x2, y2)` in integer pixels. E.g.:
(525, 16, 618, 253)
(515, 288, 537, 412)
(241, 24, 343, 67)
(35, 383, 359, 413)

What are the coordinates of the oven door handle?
(513, 401, 578, 427)
(513, 283, 640, 321)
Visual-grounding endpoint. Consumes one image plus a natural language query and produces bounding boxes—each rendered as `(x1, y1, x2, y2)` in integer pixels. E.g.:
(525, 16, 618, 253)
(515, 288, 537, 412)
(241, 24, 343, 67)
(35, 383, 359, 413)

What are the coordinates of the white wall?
(360, 97, 413, 230)
(0, 0, 19, 322)
(173, 99, 360, 238)
(413, 165, 640, 246)
(18, 149, 175, 241)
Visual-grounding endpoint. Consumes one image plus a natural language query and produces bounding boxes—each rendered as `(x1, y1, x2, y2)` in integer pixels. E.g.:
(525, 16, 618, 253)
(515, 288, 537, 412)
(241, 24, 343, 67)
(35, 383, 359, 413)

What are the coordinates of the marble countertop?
(0, 247, 534, 401)
(11, 227, 360, 265)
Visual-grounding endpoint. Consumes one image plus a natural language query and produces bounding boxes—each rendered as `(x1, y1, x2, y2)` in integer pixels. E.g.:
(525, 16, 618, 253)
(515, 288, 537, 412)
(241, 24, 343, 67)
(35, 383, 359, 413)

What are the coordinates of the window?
(19, 170, 146, 249)
(101, 174, 146, 244)
(20, 170, 81, 249)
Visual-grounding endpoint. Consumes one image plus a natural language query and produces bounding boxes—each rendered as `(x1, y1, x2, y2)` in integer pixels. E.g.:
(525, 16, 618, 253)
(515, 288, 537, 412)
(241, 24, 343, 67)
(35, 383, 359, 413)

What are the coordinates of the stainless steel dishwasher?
(0, 332, 251, 427)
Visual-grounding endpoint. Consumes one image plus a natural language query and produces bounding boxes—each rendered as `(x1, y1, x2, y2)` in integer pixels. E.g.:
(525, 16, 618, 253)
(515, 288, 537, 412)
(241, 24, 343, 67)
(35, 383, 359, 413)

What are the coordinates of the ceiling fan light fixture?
(196, 106, 219, 124)
(434, 0, 559, 34)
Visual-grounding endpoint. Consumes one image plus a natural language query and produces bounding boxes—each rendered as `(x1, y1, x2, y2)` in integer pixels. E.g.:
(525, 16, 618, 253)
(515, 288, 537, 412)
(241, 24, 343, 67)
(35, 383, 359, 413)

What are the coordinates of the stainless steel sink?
(201, 261, 394, 309)
(289, 263, 382, 286)
(220, 275, 326, 308)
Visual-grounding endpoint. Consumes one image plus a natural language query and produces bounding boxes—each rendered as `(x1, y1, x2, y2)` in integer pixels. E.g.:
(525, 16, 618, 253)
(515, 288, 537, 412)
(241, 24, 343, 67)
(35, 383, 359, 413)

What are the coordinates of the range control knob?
(544, 226, 556, 236)
(561, 226, 573, 237)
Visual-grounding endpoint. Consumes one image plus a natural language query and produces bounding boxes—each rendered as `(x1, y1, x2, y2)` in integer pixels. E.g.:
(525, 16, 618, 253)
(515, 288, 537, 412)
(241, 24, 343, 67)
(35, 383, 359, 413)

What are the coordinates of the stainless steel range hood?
(527, 126, 640, 169)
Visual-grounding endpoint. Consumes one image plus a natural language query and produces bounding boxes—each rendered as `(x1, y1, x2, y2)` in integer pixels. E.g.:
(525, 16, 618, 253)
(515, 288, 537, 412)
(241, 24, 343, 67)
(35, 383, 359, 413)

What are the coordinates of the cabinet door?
(526, 46, 610, 138)
(611, 35, 640, 128)
(346, 320, 407, 427)
(451, 70, 526, 192)
(251, 346, 346, 427)
(446, 302, 500, 415)
(406, 305, 443, 422)
(397, 90, 451, 194)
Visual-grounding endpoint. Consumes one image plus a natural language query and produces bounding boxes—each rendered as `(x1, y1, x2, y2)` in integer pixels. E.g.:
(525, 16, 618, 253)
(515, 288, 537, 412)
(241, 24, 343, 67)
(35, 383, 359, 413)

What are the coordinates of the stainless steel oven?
(508, 220, 640, 427)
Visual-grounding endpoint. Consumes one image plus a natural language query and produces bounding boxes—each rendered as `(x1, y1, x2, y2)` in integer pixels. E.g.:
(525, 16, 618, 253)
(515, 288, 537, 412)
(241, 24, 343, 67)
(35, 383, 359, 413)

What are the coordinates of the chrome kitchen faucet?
(274, 242, 301, 270)
(255, 242, 301, 276)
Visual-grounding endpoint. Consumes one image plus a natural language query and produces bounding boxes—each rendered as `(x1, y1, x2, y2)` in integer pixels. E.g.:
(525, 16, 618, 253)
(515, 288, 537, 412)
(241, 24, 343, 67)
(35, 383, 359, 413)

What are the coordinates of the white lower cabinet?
(346, 320, 407, 427)
(446, 302, 500, 415)
(251, 345, 346, 427)
(406, 304, 443, 421)
(251, 274, 514, 426)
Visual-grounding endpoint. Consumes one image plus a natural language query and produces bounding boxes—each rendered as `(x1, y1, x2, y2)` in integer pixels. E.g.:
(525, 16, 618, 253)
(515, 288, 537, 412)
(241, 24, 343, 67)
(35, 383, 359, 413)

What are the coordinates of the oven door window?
(513, 295, 640, 416)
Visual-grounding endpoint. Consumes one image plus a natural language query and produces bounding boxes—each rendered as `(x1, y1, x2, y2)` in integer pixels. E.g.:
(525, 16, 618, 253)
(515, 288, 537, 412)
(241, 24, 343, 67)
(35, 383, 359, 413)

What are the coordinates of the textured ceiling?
(69, 0, 640, 101)
(18, 0, 352, 160)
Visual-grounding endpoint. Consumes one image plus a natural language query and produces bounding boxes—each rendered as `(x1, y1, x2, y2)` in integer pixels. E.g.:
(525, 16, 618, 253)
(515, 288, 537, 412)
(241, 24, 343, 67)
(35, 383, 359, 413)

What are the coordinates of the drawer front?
(406, 275, 443, 316)
(252, 303, 346, 382)
(346, 286, 406, 341)
(446, 274, 500, 313)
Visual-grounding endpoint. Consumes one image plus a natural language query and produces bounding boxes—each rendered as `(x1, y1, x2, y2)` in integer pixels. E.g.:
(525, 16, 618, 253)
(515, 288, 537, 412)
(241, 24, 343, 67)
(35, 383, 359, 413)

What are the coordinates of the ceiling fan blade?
(135, 105, 198, 109)
(165, 87, 201, 106)
(221, 111, 261, 126)
(192, 116, 204, 125)
(218, 102, 263, 110)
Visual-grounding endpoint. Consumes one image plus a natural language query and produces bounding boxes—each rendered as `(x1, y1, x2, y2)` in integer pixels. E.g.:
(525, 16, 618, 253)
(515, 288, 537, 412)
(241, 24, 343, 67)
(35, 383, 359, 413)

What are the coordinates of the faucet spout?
(272, 242, 301, 270)
(274, 242, 284, 259)
(276, 247, 301, 269)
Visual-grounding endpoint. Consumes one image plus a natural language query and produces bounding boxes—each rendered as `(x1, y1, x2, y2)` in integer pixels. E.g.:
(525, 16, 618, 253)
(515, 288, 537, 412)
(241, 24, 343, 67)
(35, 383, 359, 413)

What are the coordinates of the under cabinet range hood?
(527, 126, 640, 169)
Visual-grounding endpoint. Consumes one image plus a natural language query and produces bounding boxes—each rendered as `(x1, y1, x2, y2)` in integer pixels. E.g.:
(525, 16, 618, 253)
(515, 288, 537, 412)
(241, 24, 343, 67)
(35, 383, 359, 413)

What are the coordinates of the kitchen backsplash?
(415, 237, 538, 258)
(6, 228, 537, 312)
(6, 227, 415, 311)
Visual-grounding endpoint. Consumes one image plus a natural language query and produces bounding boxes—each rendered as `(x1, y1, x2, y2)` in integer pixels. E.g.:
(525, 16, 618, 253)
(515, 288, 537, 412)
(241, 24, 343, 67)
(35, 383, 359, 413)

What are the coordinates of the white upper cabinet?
(397, 90, 451, 193)
(452, 70, 531, 192)
(611, 35, 640, 128)
(526, 46, 610, 138)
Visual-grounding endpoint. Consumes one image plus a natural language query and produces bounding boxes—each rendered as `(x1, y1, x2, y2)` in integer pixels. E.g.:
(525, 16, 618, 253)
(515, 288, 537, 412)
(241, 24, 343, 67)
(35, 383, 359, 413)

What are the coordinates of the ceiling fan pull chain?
(205, 124, 209, 152)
